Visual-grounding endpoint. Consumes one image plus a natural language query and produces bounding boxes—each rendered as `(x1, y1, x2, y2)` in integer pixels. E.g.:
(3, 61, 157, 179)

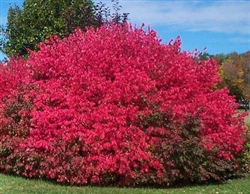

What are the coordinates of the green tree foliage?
(213, 53, 229, 65)
(198, 52, 213, 61)
(0, 0, 128, 58)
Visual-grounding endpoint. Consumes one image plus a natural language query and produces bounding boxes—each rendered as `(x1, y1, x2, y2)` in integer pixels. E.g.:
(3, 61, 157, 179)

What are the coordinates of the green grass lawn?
(0, 173, 249, 194)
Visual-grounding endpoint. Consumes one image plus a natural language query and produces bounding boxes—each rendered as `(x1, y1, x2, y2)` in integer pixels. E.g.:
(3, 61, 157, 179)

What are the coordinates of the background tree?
(213, 53, 228, 65)
(0, 0, 128, 58)
(241, 51, 250, 100)
(220, 52, 250, 101)
(198, 52, 213, 61)
(221, 53, 244, 98)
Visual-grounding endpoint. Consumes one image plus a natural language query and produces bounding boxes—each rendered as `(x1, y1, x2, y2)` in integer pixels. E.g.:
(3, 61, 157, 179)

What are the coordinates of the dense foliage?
(0, 0, 128, 58)
(0, 23, 247, 186)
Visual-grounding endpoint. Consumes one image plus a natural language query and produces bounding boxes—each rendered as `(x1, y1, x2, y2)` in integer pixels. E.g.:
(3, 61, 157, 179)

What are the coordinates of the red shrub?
(0, 23, 247, 186)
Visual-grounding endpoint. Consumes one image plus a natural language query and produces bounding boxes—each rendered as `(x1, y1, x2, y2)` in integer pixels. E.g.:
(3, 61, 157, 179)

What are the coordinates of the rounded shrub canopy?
(0, 23, 247, 186)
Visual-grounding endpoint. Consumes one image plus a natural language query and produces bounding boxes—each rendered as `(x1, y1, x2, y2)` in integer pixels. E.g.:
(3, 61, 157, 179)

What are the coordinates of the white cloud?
(95, 0, 250, 34)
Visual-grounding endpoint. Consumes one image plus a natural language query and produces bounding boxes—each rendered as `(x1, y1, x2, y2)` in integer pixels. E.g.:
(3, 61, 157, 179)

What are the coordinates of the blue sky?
(0, 0, 250, 60)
